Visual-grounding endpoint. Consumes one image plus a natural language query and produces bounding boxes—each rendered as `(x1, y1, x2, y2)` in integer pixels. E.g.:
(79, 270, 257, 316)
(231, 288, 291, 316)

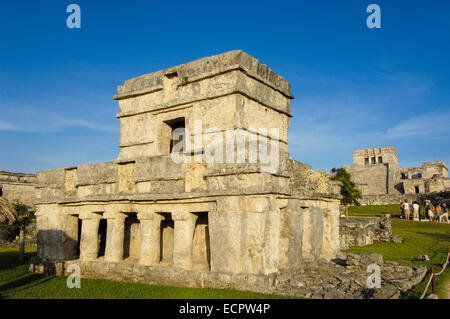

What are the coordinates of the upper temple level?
(352, 147, 399, 166)
(112, 50, 294, 161)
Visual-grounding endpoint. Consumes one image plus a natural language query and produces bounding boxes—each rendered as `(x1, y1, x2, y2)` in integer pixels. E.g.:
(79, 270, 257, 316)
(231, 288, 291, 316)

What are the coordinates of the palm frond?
(0, 197, 18, 225)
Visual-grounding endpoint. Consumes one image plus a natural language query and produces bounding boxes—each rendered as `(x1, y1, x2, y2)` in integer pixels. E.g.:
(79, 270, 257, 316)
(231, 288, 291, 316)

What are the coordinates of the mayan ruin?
(0, 171, 37, 208)
(344, 147, 450, 205)
(2, 1, 450, 309)
(27, 51, 345, 290)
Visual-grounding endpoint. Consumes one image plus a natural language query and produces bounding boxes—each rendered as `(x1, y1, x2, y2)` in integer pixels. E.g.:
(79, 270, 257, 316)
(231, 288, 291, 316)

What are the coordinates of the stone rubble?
(270, 253, 427, 299)
(340, 216, 404, 249)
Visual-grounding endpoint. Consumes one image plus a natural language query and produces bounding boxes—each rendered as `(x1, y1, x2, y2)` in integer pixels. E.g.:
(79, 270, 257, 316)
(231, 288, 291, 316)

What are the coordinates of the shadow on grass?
(415, 231, 450, 242)
(0, 272, 54, 298)
(0, 251, 36, 271)
(0, 248, 52, 298)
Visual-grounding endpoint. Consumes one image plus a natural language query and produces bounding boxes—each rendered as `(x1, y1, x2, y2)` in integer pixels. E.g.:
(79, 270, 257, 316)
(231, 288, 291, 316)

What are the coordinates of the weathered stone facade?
(0, 171, 37, 208)
(344, 147, 449, 205)
(339, 216, 403, 250)
(31, 51, 342, 289)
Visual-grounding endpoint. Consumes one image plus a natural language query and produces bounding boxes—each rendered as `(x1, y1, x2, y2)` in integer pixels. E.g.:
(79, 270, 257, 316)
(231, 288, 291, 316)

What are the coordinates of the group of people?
(400, 199, 449, 223)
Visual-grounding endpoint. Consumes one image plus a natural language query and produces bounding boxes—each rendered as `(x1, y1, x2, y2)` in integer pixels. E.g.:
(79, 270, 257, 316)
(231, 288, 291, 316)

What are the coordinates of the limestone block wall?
(444, 179, 450, 190)
(422, 161, 448, 179)
(0, 171, 37, 207)
(426, 177, 450, 194)
(352, 147, 398, 166)
(35, 157, 294, 205)
(287, 160, 329, 197)
(403, 179, 425, 194)
(114, 50, 293, 162)
(346, 164, 389, 195)
(357, 194, 419, 206)
(340, 216, 395, 250)
(298, 198, 341, 261)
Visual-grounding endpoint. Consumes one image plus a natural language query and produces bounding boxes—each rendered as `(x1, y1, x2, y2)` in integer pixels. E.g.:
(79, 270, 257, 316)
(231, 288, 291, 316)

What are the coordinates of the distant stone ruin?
(30, 51, 344, 291)
(0, 171, 36, 207)
(344, 147, 449, 205)
(0, 171, 37, 248)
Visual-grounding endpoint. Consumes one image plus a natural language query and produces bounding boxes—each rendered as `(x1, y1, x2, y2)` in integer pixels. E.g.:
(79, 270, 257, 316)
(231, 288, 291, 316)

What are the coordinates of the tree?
(0, 201, 34, 261)
(330, 167, 362, 217)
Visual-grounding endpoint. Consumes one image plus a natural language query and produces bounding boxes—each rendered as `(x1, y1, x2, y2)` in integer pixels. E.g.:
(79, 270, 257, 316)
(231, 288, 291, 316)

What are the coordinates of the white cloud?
(0, 111, 116, 133)
(386, 109, 450, 138)
(0, 121, 18, 130)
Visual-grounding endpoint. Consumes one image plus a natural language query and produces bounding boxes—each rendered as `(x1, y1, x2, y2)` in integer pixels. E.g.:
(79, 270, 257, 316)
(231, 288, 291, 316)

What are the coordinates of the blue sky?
(0, 0, 449, 174)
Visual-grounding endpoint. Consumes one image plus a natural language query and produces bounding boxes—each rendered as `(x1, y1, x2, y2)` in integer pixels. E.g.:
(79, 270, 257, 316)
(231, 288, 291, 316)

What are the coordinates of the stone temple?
(344, 147, 449, 205)
(0, 171, 36, 208)
(31, 51, 342, 291)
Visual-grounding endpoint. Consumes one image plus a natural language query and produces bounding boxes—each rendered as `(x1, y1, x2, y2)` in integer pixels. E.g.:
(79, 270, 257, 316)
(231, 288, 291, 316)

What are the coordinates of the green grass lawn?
(0, 246, 292, 299)
(348, 204, 402, 217)
(347, 207, 450, 299)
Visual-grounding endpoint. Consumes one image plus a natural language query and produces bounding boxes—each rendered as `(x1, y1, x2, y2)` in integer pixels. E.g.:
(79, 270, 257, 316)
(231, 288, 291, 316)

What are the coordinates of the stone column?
(137, 210, 163, 266)
(79, 213, 102, 261)
(104, 211, 127, 262)
(172, 209, 198, 269)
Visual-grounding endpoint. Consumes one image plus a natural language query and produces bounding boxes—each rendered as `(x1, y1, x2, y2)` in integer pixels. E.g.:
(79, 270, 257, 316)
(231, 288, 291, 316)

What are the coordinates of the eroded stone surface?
(340, 216, 402, 249)
(271, 255, 427, 299)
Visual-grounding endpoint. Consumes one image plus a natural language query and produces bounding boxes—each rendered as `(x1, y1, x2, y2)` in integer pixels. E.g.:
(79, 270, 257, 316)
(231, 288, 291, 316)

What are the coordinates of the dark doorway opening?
(192, 212, 211, 271)
(159, 213, 174, 264)
(167, 118, 186, 153)
(76, 218, 82, 257)
(415, 186, 420, 194)
(97, 219, 107, 257)
(123, 213, 140, 260)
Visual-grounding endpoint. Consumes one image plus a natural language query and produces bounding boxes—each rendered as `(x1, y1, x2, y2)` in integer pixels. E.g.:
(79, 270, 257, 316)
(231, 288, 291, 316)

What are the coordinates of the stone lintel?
(79, 208, 104, 220)
(172, 209, 197, 221)
(276, 198, 289, 210)
(78, 212, 103, 219)
(104, 203, 133, 214)
(137, 211, 164, 221)
(241, 196, 272, 213)
(60, 206, 78, 216)
(103, 211, 127, 220)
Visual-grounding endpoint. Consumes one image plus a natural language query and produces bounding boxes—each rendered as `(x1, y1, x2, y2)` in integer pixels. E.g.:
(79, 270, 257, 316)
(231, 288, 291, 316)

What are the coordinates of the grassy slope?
(0, 247, 291, 299)
(348, 204, 402, 217)
(348, 213, 450, 298)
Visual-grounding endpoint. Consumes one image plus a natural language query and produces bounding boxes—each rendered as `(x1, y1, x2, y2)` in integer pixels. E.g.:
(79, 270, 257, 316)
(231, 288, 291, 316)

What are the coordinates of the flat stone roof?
(113, 50, 293, 100)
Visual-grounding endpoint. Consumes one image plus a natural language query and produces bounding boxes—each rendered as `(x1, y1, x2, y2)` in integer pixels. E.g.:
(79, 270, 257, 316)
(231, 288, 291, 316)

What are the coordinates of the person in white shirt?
(401, 200, 410, 220)
(440, 203, 449, 223)
(412, 202, 420, 221)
